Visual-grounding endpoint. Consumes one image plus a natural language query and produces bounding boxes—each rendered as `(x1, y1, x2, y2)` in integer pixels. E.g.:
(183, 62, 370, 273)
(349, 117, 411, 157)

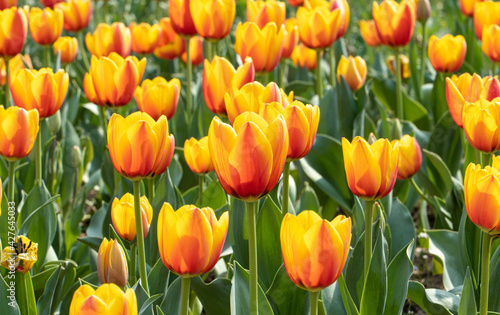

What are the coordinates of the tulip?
(169, 0, 197, 37)
(208, 111, 289, 201)
(0, 54, 32, 86)
(0, 235, 37, 274)
(54, 36, 78, 64)
(474, 1, 500, 40)
(287, 0, 303, 7)
(391, 135, 422, 180)
(297, 0, 342, 49)
(130, 22, 161, 55)
(184, 137, 214, 174)
(0, 0, 16, 10)
(154, 18, 185, 60)
(247, 0, 286, 29)
(336, 55, 367, 92)
(372, 0, 415, 47)
(41, 0, 65, 8)
(281, 211, 351, 291)
(463, 98, 500, 153)
(107, 111, 174, 180)
(460, 0, 483, 17)
(359, 19, 382, 47)
(69, 283, 137, 315)
(97, 238, 128, 287)
(386, 55, 410, 79)
(29, 7, 64, 46)
(291, 44, 317, 70)
(0, 106, 39, 161)
(416, 0, 431, 23)
(9, 68, 69, 118)
(84, 53, 146, 107)
(181, 36, 204, 66)
(111, 193, 153, 242)
(0, 7, 28, 56)
(482, 24, 500, 63)
(446, 74, 500, 128)
(85, 22, 131, 58)
(134, 77, 180, 120)
(189, 0, 235, 40)
(158, 203, 229, 276)
(235, 22, 284, 73)
(282, 18, 298, 59)
(331, 0, 350, 40)
(202, 56, 254, 116)
(55, 0, 92, 32)
(428, 34, 466, 73)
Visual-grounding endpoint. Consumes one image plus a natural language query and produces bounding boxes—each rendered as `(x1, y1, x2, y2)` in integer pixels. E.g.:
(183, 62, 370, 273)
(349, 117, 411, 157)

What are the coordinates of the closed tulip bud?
(0, 7, 28, 57)
(130, 22, 161, 55)
(465, 160, 500, 235)
(1, 235, 38, 274)
(331, 0, 350, 40)
(41, 0, 65, 8)
(287, 0, 303, 7)
(0, 107, 38, 161)
(387, 55, 410, 79)
(97, 238, 128, 287)
(158, 204, 229, 277)
(247, 0, 286, 29)
(297, 0, 342, 49)
(108, 112, 174, 180)
(86, 22, 131, 58)
(154, 18, 185, 60)
(189, 0, 235, 40)
(55, 0, 92, 32)
(474, 1, 500, 40)
(54, 36, 78, 64)
(181, 36, 204, 66)
(184, 136, 214, 174)
(282, 18, 298, 59)
(359, 19, 382, 47)
(208, 112, 289, 201)
(372, 0, 415, 47)
(85, 53, 146, 107)
(463, 98, 500, 153)
(169, 0, 197, 37)
(0, 0, 16, 10)
(336, 55, 367, 92)
(134, 77, 181, 120)
(111, 193, 153, 242)
(235, 22, 284, 73)
(342, 136, 399, 200)
(69, 284, 137, 315)
(482, 24, 500, 63)
(10, 68, 69, 118)
(281, 211, 351, 291)
(390, 135, 422, 179)
(460, 0, 483, 17)
(29, 7, 64, 46)
(446, 73, 500, 128)
(428, 34, 466, 73)
(0, 54, 32, 86)
(291, 43, 318, 70)
(416, 0, 431, 23)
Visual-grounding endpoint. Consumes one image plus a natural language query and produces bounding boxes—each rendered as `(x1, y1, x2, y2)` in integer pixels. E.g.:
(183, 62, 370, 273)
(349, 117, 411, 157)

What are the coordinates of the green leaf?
(139, 294, 163, 315)
(197, 179, 227, 210)
(338, 273, 359, 315)
(431, 73, 448, 123)
(489, 241, 500, 312)
(15, 272, 37, 315)
(0, 275, 20, 314)
(318, 87, 339, 139)
(266, 265, 308, 315)
(31, 266, 58, 294)
(159, 276, 182, 315)
(407, 281, 458, 315)
(36, 266, 61, 315)
(77, 236, 103, 252)
(458, 268, 477, 315)
(322, 280, 347, 315)
(384, 240, 414, 315)
(337, 76, 358, 138)
(228, 198, 249, 269)
(191, 277, 231, 315)
(428, 230, 465, 290)
(295, 183, 321, 215)
(423, 149, 453, 199)
(148, 259, 170, 297)
(387, 199, 415, 261)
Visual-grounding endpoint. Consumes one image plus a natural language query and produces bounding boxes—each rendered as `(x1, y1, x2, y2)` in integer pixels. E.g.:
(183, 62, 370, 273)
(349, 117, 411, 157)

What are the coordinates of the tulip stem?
(35, 123, 43, 183)
(364, 200, 374, 281)
(279, 59, 286, 90)
(45, 45, 51, 68)
(156, 0, 161, 23)
(493, 63, 497, 77)
(310, 291, 319, 315)
(480, 153, 492, 168)
(133, 180, 150, 295)
(147, 178, 155, 204)
(16, 272, 37, 315)
(419, 23, 427, 102)
(8, 161, 15, 203)
(410, 177, 433, 211)
(329, 47, 336, 89)
(180, 277, 191, 315)
(77, 31, 90, 71)
(4, 56, 10, 108)
(395, 48, 403, 119)
(316, 50, 323, 101)
(130, 244, 137, 286)
(198, 175, 204, 206)
(247, 200, 258, 315)
(282, 161, 291, 220)
(480, 232, 492, 315)
(185, 37, 192, 124)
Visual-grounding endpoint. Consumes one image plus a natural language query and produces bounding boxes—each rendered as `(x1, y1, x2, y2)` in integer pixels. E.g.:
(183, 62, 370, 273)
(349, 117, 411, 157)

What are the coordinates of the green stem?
(410, 177, 434, 209)
(212, 40, 217, 60)
(103, 1, 108, 24)
(45, 46, 50, 68)
(316, 50, 323, 101)
(282, 161, 291, 220)
(77, 31, 90, 71)
(198, 175, 204, 206)
(133, 180, 149, 295)
(419, 23, 427, 102)
(310, 291, 319, 315)
(100, 106, 107, 133)
(475, 149, 481, 165)
(247, 201, 258, 315)
(8, 160, 15, 203)
(147, 178, 155, 204)
(395, 47, 403, 119)
(279, 59, 286, 89)
(35, 123, 42, 183)
(185, 37, 192, 123)
(482, 153, 492, 167)
(329, 47, 336, 89)
(206, 41, 213, 63)
(156, 0, 161, 22)
(16, 272, 37, 315)
(480, 232, 492, 315)
(5, 56, 10, 107)
(492, 62, 497, 77)
(364, 200, 374, 280)
(130, 244, 137, 286)
(180, 277, 191, 315)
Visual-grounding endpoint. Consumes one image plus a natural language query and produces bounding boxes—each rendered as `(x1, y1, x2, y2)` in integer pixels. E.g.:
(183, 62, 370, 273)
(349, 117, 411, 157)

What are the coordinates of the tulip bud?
(416, 0, 431, 23)
(336, 55, 367, 92)
(391, 135, 422, 180)
(111, 193, 154, 241)
(428, 34, 466, 73)
(463, 98, 500, 153)
(47, 110, 62, 135)
(97, 238, 128, 287)
(184, 137, 214, 174)
(70, 145, 82, 169)
(291, 44, 317, 71)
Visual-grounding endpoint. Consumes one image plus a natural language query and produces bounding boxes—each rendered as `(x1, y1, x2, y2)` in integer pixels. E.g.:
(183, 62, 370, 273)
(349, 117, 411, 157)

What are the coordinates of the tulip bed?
(1, 0, 500, 314)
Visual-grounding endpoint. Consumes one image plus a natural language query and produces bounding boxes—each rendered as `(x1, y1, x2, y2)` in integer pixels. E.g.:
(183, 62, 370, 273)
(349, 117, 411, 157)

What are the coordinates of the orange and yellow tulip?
(0, 54, 32, 86)
(235, 22, 284, 73)
(474, 1, 500, 40)
(154, 18, 185, 60)
(0, 106, 39, 161)
(482, 24, 500, 63)
(54, 36, 78, 64)
(1, 235, 38, 274)
(336, 55, 367, 92)
(428, 34, 466, 73)
(446, 73, 500, 128)
(387, 55, 410, 79)
(181, 36, 204, 66)
(134, 77, 181, 120)
(97, 238, 128, 287)
(86, 22, 131, 58)
(372, 0, 415, 47)
(84, 53, 146, 107)
(208, 112, 289, 201)
(69, 283, 137, 315)
(0, 0, 16, 10)
(130, 22, 161, 55)
(10, 68, 69, 118)
(184, 137, 214, 174)
(111, 193, 153, 242)
(391, 135, 422, 180)
(359, 19, 382, 47)
(297, 0, 342, 49)
(41, 0, 65, 8)
(55, 0, 92, 32)
(342, 136, 399, 200)
(288, 0, 303, 7)
(107, 112, 175, 180)
(281, 211, 351, 291)
(464, 159, 500, 235)
(0, 7, 28, 56)
(331, 0, 350, 40)
(247, 0, 286, 29)
(158, 204, 229, 277)
(460, 0, 483, 17)
(203, 56, 255, 116)
(291, 43, 318, 70)
(189, 0, 235, 40)
(463, 98, 500, 153)
(282, 18, 298, 59)
(29, 7, 64, 46)
(169, 0, 197, 37)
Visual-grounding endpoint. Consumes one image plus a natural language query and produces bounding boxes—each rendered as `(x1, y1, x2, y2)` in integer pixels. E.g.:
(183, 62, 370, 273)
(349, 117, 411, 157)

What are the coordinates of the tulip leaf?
(387, 199, 415, 261)
(384, 240, 414, 315)
(295, 183, 321, 215)
(318, 87, 340, 139)
(135, 281, 153, 314)
(266, 264, 309, 315)
(0, 275, 20, 315)
(431, 73, 448, 123)
(338, 273, 359, 315)
(36, 265, 61, 315)
(488, 241, 500, 312)
(423, 149, 454, 197)
(228, 198, 249, 269)
(458, 211, 481, 293)
(15, 272, 37, 315)
(428, 230, 465, 290)
(159, 275, 182, 315)
(337, 76, 358, 138)
(31, 265, 58, 294)
(148, 259, 170, 298)
(458, 268, 477, 315)
(77, 236, 103, 252)
(197, 179, 227, 210)
(322, 280, 348, 315)
(139, 294, 163, 315)
(191, 276, 231, 315)
(344, 223, 366, 307)
(407, 281, 457, 315)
